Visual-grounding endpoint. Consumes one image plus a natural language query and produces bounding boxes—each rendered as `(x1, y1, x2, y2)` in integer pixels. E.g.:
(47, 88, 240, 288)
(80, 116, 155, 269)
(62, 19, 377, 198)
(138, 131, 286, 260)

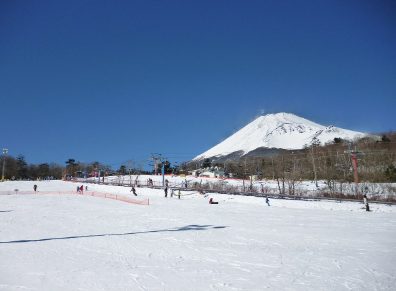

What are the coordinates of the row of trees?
(0, 155, 150, 180)
(0, 155, 64, 180)
(2, 133, 395, 184)
(187, 133, 396, 186)
(64, 158, 114, 177)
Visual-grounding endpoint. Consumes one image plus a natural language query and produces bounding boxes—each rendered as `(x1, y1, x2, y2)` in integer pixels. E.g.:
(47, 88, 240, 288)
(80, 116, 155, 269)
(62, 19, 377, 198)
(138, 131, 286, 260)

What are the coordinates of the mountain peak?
(194, 112, 367, 160)
(256, 112, 321, 126)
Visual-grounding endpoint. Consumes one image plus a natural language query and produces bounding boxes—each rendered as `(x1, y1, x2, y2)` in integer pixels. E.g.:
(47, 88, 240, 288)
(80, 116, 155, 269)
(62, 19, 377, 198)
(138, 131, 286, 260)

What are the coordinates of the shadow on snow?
(0, 224, 228, 244)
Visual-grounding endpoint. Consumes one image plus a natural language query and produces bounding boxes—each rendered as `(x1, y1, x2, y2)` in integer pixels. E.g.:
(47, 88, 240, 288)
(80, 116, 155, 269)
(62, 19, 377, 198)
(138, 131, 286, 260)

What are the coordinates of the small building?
(199, 167, 225, 178)
(190, 170, 201, 177)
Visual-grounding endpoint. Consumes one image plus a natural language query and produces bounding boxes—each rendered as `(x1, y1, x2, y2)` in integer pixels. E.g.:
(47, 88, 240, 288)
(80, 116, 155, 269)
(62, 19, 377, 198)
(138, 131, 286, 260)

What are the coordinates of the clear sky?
(1, 0, 395, 168)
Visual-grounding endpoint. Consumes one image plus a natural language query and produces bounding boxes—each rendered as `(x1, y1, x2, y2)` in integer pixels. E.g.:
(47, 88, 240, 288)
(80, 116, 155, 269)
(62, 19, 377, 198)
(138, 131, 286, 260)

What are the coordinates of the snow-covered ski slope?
(195, 113, 367, 160)
(1, 180, 395, 291)
(93, 174, 396, 198)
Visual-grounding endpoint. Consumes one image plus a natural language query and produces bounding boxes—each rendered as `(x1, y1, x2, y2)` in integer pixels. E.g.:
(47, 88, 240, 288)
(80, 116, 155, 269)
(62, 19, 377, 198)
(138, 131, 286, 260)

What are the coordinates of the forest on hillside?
(188, 132, 396, 185)
(1, 133, 395, 185)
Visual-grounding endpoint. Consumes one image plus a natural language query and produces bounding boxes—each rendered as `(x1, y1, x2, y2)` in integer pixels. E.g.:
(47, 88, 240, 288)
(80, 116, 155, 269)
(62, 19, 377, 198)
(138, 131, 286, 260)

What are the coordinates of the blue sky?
(1, 0, 395, 168)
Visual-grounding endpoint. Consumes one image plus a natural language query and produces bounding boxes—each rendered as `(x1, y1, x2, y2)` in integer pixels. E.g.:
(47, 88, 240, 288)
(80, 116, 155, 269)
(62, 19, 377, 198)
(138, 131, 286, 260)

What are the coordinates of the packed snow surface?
(194, 112, 367, 160)
(1, 180, 395, 291)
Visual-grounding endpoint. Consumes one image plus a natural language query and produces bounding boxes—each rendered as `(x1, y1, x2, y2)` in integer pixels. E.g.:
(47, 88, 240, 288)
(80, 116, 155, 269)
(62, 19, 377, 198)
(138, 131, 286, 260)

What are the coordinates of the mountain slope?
(194, 113, 367, 160)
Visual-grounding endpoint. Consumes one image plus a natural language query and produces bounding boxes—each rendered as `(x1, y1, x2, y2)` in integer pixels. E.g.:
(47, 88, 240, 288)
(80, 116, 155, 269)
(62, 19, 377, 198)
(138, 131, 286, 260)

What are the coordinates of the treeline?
(0, 156, 114, 180)
(2, 133, 395, 183)
(0, 155, 64, 180)
(187, 132, 396, 187)
(0, 155, 151, 181)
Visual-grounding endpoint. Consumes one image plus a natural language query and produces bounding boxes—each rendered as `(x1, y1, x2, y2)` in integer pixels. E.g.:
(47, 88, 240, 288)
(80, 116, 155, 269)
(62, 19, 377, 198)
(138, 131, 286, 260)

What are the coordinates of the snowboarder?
(164, 186, 168, 198)
(266, 196, 270, 206)
(130, 186, 137, 196)
(33, 184, 37, 192)
(209, 198, 218, 204)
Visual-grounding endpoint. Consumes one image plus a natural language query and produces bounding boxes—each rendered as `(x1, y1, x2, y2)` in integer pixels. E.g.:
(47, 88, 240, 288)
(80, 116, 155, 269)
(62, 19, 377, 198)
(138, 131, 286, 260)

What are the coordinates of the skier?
(130, 186, 137, 196)
(80, 185, 84, 194)
(178, 190, 181, 199)
(363, 194, 370, 212)
(164, 186, 168, 198)
(77, 186, 80, 193)
(33, 184, 37, 192)
(266, 196, 270, 206)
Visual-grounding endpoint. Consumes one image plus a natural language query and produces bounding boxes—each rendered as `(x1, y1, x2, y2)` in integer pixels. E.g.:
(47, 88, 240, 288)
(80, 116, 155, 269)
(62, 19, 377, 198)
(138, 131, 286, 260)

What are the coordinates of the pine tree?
(16, 155, 28, 179)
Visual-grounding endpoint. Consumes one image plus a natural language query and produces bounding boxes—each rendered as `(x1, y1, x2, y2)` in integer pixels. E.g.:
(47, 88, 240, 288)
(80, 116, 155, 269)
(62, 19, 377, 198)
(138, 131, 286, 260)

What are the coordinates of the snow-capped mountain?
(194, 113, 367, 160)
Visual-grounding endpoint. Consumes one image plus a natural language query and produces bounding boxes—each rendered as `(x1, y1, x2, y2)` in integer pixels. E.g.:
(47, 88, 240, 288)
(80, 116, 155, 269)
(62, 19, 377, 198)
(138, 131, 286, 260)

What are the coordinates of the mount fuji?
(194, 113, 368, 161)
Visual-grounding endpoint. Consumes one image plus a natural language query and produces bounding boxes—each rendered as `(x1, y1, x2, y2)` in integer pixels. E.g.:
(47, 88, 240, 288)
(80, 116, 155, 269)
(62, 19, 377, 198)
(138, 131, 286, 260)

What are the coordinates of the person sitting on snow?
(209, 198, 218, 204)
